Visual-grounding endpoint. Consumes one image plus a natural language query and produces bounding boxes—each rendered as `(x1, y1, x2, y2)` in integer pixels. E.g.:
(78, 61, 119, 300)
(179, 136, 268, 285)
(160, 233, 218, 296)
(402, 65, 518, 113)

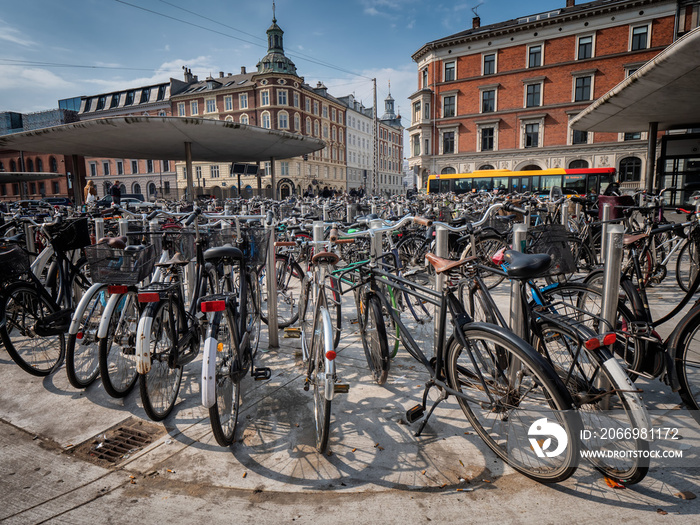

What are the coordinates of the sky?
(0, 0, 566, 130)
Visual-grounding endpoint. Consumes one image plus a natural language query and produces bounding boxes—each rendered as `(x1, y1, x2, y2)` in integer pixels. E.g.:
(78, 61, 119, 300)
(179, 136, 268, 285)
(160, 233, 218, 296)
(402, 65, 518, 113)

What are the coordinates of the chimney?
(241, 66, 247, 74)
(183, 67, 192, 82)
(219, 71, 224, 78)
(566, 0, 575, 7)
(472, 16, 480, 29)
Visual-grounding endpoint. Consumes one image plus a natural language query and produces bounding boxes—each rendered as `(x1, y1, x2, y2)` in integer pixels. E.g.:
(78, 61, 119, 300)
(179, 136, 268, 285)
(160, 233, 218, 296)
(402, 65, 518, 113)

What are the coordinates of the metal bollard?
(434, 224, 449, 348)
(24, 222, 36, 264)
(371, 203, 377, 216)
(118, 218, 129, 238)
(266, 218, 279, 349)
(600, 203, 611, 264)
(301, 205, 308, 216)
(221, 218, 232, 242)
(346, 203, 353, 223)
(510, 224, 528, 339)
(369, 219, 383, 262)
(323, 205, 329, 221)
(94, 218, 105, 242)
(561, 200, 569, 228)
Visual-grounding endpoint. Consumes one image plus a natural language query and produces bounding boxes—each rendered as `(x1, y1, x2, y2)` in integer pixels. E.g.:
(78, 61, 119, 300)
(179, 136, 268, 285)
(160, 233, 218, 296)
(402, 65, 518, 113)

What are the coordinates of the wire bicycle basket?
(528, 223, 576, 275)
(0, 244, 31, 283)
(85, 243, 157, 285)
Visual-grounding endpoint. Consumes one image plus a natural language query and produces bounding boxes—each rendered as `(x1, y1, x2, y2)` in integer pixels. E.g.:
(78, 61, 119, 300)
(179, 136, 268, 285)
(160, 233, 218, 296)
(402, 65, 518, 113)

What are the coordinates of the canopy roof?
(571, 27, 700, 132)
(0, 116, 325, 161)
(0, 172, 60, 183)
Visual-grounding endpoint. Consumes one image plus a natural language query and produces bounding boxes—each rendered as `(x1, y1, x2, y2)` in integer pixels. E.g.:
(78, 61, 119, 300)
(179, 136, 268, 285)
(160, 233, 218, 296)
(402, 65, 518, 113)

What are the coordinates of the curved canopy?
(0, 116, 325, 162)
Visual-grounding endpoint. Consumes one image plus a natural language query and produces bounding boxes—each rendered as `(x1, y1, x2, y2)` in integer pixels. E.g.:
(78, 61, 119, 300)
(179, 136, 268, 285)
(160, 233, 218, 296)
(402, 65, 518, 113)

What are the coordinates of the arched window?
(49, 157, 58, 172)
(521, 164, 542, 171)
(36, 158, 43, 172)
(619, 157, 642, 182)
(441, 167, 456, 174)
(240, 113, 249, 124)
(225, 115, 234, 122)
(26, 158, 34, 172)
(148, 182, 156, 196)
(278, 111, 289, 129)
(261, 111, 271, 129)
(132, 183, 141, 194)
(306, 117, 312, 135)
(568, 159, 589, 169)
(478, 164, 495, 170)
(104, 182, 111, 194)
(120, 183, 127, 193)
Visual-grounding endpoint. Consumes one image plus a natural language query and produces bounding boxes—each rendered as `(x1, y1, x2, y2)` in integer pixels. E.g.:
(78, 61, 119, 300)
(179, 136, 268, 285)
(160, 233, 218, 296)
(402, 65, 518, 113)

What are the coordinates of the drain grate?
(69, 417, 167, 467)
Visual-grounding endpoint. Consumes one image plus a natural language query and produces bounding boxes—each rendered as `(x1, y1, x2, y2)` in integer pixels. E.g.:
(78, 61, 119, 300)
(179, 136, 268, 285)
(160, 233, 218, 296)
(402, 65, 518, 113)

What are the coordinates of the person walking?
(110, 180, 122, 206)
(84, 180, 98, 205)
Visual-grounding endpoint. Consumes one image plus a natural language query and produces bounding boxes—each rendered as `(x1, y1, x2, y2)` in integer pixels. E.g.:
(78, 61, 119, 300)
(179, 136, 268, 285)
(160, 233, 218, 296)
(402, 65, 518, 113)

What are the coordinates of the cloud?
(0, 65, 72, 91)
(0, 24, 37, 47)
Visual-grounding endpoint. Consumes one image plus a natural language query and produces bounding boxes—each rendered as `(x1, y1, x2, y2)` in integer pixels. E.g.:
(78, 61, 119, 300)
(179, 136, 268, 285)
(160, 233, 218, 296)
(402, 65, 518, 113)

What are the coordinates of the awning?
(571, 27, 700, 132)
(0, 116, 326, 162)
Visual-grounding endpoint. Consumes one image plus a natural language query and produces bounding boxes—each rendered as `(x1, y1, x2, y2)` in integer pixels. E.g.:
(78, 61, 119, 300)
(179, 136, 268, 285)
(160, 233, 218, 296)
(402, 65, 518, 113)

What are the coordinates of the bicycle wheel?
(299, 273, 315, 358)
(309, 305, 332, 452)
(461, 235, 508, 289)
(1, 283, 65, 377)
(358, 292, 390, 385)
(66, 286, 108, 389)
(246, 271, 262, 356)
(676, 239, 700, 293)
(139, 300, 183, 421)
(457, 278, 498, 324)
(99, 291, 139, 398)
(208, 309, 241, 446)
(445, 323, 579, 483)
(674, 308, 700, 416)
(327, 273, 342, 349)
(396, 233, 429, 272)
(533, 320, 649, 484)
(260, 255, 303, 328)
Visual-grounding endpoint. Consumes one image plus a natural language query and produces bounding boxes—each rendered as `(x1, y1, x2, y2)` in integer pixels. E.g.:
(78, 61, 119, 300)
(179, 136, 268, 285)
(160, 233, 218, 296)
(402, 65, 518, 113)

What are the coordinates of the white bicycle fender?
(69, 282, 107, 334)
(201, 336, 218, 408)
(97, 293, 124, 339)
(136, 315, 153, 374)
(321, 307, 335, 402)
(603, 357, 653, 436)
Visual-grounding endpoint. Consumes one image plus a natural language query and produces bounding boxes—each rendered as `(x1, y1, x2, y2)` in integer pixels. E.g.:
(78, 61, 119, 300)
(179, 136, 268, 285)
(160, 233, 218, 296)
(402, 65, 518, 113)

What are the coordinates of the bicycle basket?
(241, 227, 271, 265)
(45, 217, 91, 251)
(161, 229, 196, 260)
(527, 223, 576, 275)
(0, 244, 30, 283)
(85, 243, 157, 285)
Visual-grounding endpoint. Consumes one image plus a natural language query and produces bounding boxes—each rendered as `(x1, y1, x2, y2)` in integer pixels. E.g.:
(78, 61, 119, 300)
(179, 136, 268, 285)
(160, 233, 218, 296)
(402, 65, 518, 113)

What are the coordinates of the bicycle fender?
(602, 355, 652, 434)
(97, 293, 125, 339)
(136, 315, 153, 375)
(320, 307, 336, 401)
(201, 336, 218, 408)
(69, 282, 107, 334)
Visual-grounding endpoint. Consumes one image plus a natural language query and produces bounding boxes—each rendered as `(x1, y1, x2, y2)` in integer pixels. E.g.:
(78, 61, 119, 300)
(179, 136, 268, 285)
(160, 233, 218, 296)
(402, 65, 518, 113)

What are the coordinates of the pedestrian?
(84, 180, 98, 205)
(110, 180, 122, 206)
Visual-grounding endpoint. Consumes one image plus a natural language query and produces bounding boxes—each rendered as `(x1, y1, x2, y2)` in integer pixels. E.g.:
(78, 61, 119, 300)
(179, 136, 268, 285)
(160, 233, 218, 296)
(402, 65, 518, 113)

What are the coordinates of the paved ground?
(2, 267, 700, 524)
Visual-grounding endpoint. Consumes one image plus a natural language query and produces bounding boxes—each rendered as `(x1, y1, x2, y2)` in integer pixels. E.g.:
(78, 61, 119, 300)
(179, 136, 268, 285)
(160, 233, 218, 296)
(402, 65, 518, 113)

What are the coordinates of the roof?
(571, 26, 700, 132)
(0, 172, 61, 183)
(0, 116, 325, 162)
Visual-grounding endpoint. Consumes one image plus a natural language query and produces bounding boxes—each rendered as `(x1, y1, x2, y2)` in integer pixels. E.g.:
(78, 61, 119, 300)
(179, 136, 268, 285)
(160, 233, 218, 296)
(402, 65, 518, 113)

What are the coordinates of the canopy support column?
(646, 121, 658, 193)
(185, 141, 194, 203)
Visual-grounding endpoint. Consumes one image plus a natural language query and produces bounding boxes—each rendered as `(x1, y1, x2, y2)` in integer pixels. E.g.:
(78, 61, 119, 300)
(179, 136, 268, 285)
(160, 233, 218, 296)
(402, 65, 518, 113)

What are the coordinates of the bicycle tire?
(460, 235, 508, 289)
(208, 308, 241, 446)
(99, 291, 139, 398)
(533, 319, 649, 484)
(457, 278, 498, 324)
(327, 273, 342, 349)
(299, 273, 315, 358)
(676, 239, 700, 293)
(310, 305, 332, 452)
(261, 254, 304, 328)
(445, 323, 579, 483)
(674, 307, 700, 417)
(359, 292, 390, 385)
(139, 300, 183, 421)
(246, 271, 262, 356)
(66, 285, 109, 389)
(1, 283, 65, 377)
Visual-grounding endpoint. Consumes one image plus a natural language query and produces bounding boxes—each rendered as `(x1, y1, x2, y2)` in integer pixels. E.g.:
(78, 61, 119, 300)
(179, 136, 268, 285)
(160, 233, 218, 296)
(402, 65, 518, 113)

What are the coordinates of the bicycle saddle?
(503, 250, 552, 278)
(155, 252, 190, 267)
(311, 251, 340, 265)
(203, 244, 244, 262)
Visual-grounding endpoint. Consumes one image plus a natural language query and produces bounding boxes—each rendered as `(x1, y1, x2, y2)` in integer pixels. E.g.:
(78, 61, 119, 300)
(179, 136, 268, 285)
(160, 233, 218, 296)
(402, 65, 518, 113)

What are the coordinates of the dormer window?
(140, 88, 150, 104)
(125, 91, 135, 106)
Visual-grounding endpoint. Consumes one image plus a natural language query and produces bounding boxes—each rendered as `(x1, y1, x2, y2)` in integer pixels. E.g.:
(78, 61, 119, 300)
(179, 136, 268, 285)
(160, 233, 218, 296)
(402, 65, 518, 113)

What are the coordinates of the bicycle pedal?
(406, 404, 424, 424)
(303, 377, 310, 391)
(252, 367, 271, 381)
(333, 383, 349, 394)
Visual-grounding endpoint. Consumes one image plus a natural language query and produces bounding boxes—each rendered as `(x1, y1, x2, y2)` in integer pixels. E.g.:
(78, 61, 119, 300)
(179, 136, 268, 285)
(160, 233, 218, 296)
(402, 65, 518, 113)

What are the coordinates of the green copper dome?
(256, 15, 297, 75)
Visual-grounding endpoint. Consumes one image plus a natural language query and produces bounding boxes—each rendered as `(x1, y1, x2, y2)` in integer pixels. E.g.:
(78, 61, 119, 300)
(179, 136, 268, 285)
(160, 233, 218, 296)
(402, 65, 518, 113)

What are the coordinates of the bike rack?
(510, 223, 528, 339)
(434, 224, 449, 346)
(266, 217, 279, 348)
(600, 203, 611, 260)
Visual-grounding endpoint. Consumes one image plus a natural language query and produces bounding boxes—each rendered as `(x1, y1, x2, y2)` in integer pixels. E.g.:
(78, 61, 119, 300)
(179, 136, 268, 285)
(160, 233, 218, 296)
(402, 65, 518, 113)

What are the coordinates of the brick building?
(407, 0, 700, 191)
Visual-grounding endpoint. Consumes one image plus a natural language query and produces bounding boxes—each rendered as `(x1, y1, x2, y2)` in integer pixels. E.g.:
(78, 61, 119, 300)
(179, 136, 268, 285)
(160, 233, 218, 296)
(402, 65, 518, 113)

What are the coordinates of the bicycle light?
(201, 300, 226, 312)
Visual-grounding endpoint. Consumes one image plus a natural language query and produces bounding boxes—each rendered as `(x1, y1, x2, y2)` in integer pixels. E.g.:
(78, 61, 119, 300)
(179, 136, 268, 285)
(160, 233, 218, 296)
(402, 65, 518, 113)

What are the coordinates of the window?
(261, 90, 270, 106)
(483, 53, 496, 75)
(526, 83, 541, 107)
(424, 102, 430, 119)
(574, 76, 592, 101)
(96, 96, 106, 111)
(481, 127, 494, 151)
(443, 95, 456, 117)
(26, 158, 34, 172)
(323, 105, 328, 118)
(125, 91, 135, 106)
(481, 90, 495, 113)
(241, 114, 249, 124)
(140, 88, 150, 104)
(577, 35, 593, 60)
(89, 163, 97, 177)
(323, 124, 329, 139)
(305, 98, 311, 112)
(196, 166, 202, 179)
(314, 101, 319, 115)
(443, 131, 455, 154)
(164, 181, 170, 194)
(239, 93, 248, 109)
(211, 165, 220, 178)
(178, 102, 185, 116)
(624, 132, 642, 140)
(528, 45, 542, 68)
(262, 112, 271, 129)
(281, 161, 289, 176)
(293, 92, 300, 107)
(412, 134, 420, 156)
(133, 183, 141, 194)
(277, 89, 288, 105)
(314, 120, 319, 136)
(279, 111, 289, 129)
(191, 101, 199, 115)
(444, 61, 455, 82)
(50, 157, 57, 172)
(162, 160, 169, 171)
(422, 68, 428, 88)
(157, 85, 167, 101)
(572, 129, 588, 145)
(525, 123, 539, 148)
(631, 25, 649, 51)
(206, 98, 216, 113)
(131, 160, 138, 174)
(110, 94, 120, 108)
(147, 160, 153, 173)
(36, 158, 43, 172)
(619, 157, 642, 182)
(294, 113, 301, 131)
(83, 98, 92, 112)
(224, 96, 233, 111)
(103, 161, 110, 176)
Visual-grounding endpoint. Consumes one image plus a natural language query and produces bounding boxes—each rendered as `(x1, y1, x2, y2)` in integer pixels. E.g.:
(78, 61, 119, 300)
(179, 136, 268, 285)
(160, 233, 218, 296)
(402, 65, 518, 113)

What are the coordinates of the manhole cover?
(68, 417, 167, 467)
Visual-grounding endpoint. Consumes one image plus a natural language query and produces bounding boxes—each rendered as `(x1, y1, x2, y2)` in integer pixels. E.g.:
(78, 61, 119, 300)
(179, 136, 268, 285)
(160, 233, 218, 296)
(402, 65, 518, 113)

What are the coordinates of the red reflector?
(201, 300, 226, 312)
(76, 332, 84, 340)
(108, 285, 128, 294)
(138, 292, 160, 303)
(602, 333, 617, 346)
(584, 337, 601, 351)
(325, 350, 337, 361)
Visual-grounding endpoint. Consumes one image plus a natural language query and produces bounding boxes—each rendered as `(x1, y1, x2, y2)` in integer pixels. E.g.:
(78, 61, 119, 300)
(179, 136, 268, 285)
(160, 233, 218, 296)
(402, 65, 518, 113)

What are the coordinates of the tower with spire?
(381, 81, 401, 127)
(256, 2, 297, 75)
